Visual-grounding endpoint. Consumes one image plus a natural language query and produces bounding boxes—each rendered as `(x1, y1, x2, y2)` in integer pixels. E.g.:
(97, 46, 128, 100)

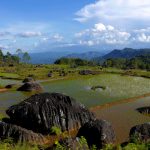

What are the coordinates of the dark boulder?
(129, 122, 150, 142)
(79, 70, 101, 75)
(5, 84, 16, 89)
(137, 107, 150, 116)
(17, 82, 43, 92)
(48, 73, 53, 77)
(77, 119, 116, 149)
(6, 93, 94, 135)
(0, 121, 46, 144)
(23, 77, 35, 83)
(91, 85, 106, 91)
(79, 70, 93, 75)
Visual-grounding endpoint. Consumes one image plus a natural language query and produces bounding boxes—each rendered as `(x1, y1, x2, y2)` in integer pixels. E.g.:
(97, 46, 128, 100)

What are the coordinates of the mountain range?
(29, 48, 150, 64)
(103, 48, 150, 59)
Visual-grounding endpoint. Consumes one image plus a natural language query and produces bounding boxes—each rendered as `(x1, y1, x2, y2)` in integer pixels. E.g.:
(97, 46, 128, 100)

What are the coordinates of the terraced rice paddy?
(0, 74, 150, 110)
(0, 73, 150, 143)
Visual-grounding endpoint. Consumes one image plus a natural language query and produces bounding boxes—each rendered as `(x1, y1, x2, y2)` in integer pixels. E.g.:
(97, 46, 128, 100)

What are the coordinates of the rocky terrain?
(0, 92, 149, 149)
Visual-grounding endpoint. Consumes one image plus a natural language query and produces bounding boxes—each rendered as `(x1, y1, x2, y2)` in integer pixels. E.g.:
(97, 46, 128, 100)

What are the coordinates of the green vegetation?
(0, 137, 150, 150)
(0, 50, 20, 66)
(0, 139, 39, 150)
(54, 57, 96, 67)
(50, 126, 62, 136)
(0, 113, 5, 120)
(103, 55, 150, 70)
(0, 136, 149, 150)
(0, 49, 31, 67)
(22, 52, 31, 64)
(0, 84, 3, 89)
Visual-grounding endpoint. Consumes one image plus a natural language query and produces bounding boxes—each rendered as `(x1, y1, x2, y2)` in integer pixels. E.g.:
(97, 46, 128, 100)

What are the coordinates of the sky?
(0, 0, 150, 53)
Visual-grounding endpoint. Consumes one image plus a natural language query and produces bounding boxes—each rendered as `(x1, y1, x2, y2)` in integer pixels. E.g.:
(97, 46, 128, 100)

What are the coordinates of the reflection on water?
(0, 77, 21, 86)
(0, 74, 150, 143)
(93, 97, 150, 143)
(0, 74, 150, 110)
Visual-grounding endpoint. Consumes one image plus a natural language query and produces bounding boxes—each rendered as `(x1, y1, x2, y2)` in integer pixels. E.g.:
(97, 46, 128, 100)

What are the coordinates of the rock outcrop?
(129, 122, 150, 142)
(5, 84, 16, 89)
(17, 82, 42, 92)
(6, 93, 94, 135)
(79, 70, 101, 75)
(137, 107, 150, 116)
(91, 85, 106, 91)
(0, 121, 46, 144)
(77, 119, 116, 149)
(23, 77, 35, 83)
(48, 73, 53, 77)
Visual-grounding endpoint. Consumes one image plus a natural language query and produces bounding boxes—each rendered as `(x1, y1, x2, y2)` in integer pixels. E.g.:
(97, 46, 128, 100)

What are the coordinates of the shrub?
(50, 126, 62, 136)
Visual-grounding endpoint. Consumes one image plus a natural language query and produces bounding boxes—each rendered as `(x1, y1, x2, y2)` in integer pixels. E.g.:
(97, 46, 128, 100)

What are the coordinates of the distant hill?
(103, 48, 150, 59)
(29, 51, 71, 64)
(29, 45, 105, 64)
(65, 51, 104, 60)
(29, 48, 150, 64)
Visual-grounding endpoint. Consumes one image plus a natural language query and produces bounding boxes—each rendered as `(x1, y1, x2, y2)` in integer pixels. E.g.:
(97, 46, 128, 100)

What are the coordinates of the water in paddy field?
(42, 74, 150, 106)
(94, 96, 150, 143)
(0, 77, 21, 86)
(0, 74, 150, 143)
(0, 74, 150, 112)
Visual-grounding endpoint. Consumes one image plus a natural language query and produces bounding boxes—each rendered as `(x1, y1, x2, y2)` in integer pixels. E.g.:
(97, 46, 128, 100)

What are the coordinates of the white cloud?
(52, 34, 64, 42)
(18, 31, 42, 38)
(133, 27, 150, 43)
(136, 33, 150, 43)
(75, 0, 150, 22)
(41, 34, 64, 42)
(75, 23, 131, 46)
(95, 23, 106, 31)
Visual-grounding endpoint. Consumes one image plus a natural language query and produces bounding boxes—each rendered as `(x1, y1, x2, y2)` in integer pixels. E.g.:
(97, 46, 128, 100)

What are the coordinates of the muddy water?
(0, 74, 150, 143)
(93, 96, 150, 143)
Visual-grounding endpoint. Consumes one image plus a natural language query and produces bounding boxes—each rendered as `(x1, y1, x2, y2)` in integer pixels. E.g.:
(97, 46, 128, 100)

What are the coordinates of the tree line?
(54, 55, 150, 71)
(54, 57, 96, 67)
(0, 49, 31, 66)
(103, 55, 150, 70)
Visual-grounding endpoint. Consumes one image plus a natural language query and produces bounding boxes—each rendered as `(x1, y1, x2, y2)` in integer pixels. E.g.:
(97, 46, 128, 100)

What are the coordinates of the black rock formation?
(77, 119, 116, 149)
(5, 84, 16, 89)
(48, 73, 53, 77)
(137, 107, 150, 116)
(23, 77, 35, 83)
(79, 70, 101, 75)
(17, 82, 43, 92)
(91, 85, 106, 91)
(130, 122, 150, 142)
(6, 93, 94, 135)
(0, 121, 46, 144)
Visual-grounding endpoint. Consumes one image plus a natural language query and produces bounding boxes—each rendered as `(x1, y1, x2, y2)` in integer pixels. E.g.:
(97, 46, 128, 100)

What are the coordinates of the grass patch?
(0, 113, 7, 121)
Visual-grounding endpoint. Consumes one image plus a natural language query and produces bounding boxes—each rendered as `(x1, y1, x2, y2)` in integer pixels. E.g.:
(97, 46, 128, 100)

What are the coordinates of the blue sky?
(0, 0, 150, 53)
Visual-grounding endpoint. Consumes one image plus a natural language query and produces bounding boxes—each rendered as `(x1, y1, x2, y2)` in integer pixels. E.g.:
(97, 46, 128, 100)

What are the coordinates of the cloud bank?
(75, 23, 150, 46)
(75, 0, 150, 23)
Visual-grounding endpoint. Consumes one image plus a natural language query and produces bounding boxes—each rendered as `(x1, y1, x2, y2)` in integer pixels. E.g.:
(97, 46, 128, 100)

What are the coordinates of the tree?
(16, 49, 23, 61)
(4, 52, 12, 64)
(0, 50, 3, 62)
(22, 52, 31, 64)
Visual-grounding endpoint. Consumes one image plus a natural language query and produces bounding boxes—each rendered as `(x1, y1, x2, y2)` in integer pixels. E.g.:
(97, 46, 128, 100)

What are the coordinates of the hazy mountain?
(30, 51, 71, 64)
(65, 51, 104, 60)
(29, 45, 107, 64)
(29, 47, 150, 64)
(103, 48, 150, 59)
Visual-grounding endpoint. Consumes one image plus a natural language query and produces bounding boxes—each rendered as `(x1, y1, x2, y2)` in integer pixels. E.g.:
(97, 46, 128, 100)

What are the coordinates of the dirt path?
(90, 92, 150, 112)
(0, 88, 8, 92)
